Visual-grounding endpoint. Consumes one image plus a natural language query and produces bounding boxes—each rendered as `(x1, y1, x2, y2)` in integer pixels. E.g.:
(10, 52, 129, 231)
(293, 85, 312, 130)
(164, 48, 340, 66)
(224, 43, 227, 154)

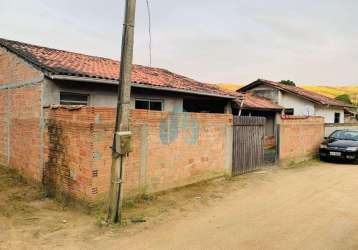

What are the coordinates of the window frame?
(135, 98, 164, 111)
(60, 92, 90, 106)
(284, 108, 294, 115)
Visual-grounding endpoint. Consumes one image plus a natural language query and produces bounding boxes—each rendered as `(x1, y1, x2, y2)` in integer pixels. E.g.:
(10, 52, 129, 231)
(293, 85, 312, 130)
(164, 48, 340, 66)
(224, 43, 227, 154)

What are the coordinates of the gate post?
(224, 119, 234, 177)
(276, 124, 280, 164)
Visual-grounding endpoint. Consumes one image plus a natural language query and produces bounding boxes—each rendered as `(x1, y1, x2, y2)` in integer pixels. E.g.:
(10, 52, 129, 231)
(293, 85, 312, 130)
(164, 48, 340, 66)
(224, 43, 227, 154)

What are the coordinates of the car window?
(330, 131, 358, 141)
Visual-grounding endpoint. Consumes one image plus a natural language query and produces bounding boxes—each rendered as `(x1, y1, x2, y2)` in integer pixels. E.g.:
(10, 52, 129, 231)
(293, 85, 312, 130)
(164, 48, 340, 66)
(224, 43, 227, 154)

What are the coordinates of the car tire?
(354, 155, 358, 165)
(320, 155, 327, 162)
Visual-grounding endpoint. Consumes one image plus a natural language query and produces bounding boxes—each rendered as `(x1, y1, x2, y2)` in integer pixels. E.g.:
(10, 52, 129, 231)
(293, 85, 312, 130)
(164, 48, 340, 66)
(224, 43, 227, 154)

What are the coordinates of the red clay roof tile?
(0, 38, 234, 98)
(242, 93, 283, 110)
(231, 92, 283, 111)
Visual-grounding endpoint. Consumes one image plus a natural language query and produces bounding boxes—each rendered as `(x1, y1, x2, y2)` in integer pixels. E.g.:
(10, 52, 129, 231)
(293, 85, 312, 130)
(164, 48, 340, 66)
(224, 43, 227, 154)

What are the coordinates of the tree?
(335, 94, 352, 104)
(279, 80, 296, 86)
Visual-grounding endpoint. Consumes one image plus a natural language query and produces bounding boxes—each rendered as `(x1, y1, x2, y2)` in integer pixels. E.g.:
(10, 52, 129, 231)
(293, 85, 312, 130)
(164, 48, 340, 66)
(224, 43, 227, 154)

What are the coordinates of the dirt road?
(2, 162, 358, 250)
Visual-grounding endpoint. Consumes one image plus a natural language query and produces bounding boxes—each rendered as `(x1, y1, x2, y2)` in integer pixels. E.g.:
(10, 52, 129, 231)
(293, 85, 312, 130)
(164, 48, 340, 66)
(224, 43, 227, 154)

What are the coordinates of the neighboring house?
(0, 38, 236, 114)
(239, 79, 356, 124)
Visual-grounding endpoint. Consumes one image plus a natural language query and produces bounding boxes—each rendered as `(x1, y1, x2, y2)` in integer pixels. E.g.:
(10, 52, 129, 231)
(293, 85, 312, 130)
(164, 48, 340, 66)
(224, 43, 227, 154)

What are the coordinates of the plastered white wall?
(316, 107, 344, 124)
(280, 92, 315, 116)
(248, 84, 345, 123)
(325, 124, 358, 137)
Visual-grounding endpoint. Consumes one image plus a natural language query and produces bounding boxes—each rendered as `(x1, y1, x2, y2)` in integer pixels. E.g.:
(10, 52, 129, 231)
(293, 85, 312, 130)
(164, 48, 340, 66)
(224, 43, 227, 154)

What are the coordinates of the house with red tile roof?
(0, 38, 287, 142)
(0, 38, 288, 117)
(0, 38, 286, 195)
(239, 79, 356, 124)
(0, 38, 238, 114)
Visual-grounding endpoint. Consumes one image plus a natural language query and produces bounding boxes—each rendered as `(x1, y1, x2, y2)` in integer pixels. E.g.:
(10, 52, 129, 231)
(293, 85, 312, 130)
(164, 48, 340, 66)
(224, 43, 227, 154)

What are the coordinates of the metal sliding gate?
(232, 116, 266, 176)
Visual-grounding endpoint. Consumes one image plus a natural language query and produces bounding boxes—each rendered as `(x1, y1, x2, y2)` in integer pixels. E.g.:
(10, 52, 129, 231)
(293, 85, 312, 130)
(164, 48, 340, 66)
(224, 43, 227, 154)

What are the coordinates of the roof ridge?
(0, 37, 211, 85)
(0, 37, 236, 99)
(0, 37, 120, 63)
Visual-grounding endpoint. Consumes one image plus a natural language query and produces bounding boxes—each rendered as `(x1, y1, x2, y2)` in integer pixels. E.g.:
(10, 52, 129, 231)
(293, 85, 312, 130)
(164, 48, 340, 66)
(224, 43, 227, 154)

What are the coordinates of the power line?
(145, 0, 152, 66)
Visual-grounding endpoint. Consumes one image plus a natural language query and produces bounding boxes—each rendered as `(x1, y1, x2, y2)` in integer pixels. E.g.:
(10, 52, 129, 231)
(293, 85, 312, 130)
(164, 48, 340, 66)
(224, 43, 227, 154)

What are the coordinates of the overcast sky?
(0, 0, 357, 86)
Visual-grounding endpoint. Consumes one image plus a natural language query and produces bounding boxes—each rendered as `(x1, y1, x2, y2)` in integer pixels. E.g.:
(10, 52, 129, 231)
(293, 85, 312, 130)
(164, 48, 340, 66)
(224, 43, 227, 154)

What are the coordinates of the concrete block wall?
(279, 116, 324, 164)
(325, 123, 358, 137)
(44, 107, 233, 202)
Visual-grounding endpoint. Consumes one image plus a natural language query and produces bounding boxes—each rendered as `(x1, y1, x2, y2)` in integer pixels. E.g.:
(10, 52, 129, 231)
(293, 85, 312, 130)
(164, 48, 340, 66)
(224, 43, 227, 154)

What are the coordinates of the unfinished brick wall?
(44, 107, 232, 202)
(279, 116, 324, 163)
(0, 47, 44, 181)
(0, 47, 42, 84)
(0, 83, 43, 180)
(9, 84, 43, 180)
(44, 108, 95, 200)
(0, 89, 9, 165)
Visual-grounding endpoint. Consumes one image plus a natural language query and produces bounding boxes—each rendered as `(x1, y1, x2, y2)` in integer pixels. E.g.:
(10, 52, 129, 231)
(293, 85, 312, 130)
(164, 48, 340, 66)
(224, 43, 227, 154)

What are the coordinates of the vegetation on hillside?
(303, 86, 358, 106)
(280, 80, 296, 86)
(335, 94, 353, 104)
(217, 83, 243, 91)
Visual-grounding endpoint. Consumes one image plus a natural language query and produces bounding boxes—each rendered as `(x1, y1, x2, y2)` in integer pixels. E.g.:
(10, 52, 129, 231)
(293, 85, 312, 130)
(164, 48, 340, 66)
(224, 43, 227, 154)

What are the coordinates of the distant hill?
(218, 83, 358, 106)
(217, 83, 243, 91)
(303, 86, 358, 105)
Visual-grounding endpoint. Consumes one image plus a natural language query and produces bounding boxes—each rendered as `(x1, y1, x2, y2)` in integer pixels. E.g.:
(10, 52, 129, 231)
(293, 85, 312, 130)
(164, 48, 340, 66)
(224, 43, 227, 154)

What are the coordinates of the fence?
(0, 99, 330, 203)
(279, 116, 325, 164)
(325, 123, 358, 137)
(44, 107, 233, 202)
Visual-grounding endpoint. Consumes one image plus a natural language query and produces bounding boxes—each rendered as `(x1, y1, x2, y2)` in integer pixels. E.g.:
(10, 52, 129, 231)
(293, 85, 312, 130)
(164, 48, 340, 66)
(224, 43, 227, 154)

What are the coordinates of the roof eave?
(242, 107, 283, 112)
(48, 74, 236, 100)
(237, 80, 261, 93)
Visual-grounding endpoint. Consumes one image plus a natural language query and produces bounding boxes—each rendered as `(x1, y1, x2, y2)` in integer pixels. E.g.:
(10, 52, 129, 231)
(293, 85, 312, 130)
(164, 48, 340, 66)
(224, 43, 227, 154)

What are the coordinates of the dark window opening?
(284, 109, 294, 115)
(183, 99, 226, 113)
(135, 99, 163, 111)
(334, 112, 341, 123)
(150, 101, 162, 111)
(135, 100, 149, 110)
(60, 92, 89, 105)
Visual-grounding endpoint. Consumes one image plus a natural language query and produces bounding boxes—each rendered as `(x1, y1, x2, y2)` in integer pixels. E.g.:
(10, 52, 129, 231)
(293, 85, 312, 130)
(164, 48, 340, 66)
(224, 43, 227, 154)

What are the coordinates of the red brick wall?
(0, 47, 42, 84)
(9, 85, 43, 180)
(0, 89, 9, 165)
(44, 107, 94, 200)
(44, 107, 232, 202)
(0, 48, 44, 181)
(279, 116, 324, 163)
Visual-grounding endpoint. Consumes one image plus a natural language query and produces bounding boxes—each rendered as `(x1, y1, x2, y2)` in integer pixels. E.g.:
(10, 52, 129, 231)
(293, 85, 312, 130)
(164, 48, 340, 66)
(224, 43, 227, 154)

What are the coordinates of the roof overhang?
(48, 74, 236, 100)
(242, 107, 282, 112)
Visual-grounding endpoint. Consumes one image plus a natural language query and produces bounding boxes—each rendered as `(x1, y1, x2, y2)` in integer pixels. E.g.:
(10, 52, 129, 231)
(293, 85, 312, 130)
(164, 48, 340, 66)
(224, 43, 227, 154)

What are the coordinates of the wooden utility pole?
(108, 0, 137, 224)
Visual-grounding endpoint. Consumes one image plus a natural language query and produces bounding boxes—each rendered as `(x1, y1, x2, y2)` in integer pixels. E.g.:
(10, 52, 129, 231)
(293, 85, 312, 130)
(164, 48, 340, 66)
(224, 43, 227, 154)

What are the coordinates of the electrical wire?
(145, 0, 152, 66)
